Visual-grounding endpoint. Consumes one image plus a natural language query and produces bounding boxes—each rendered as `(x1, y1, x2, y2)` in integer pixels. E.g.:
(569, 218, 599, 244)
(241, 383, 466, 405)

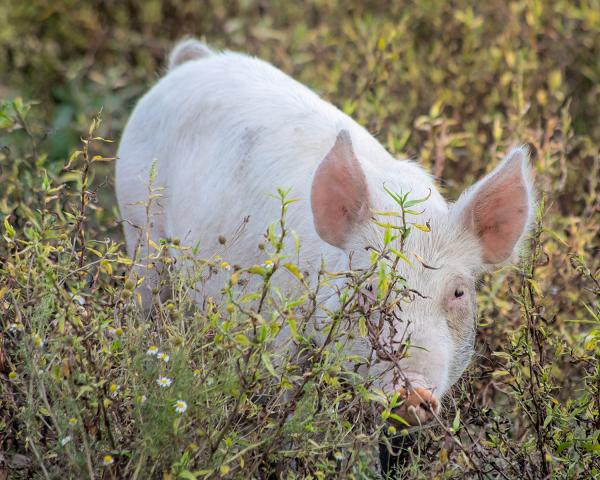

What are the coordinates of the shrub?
(1, 1, 599, 479)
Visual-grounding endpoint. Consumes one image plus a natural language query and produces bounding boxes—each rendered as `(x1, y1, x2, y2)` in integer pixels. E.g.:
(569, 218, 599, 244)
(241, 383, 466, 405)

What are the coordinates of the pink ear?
(457, 147, 534, 264)
(311, 130, 371, 248)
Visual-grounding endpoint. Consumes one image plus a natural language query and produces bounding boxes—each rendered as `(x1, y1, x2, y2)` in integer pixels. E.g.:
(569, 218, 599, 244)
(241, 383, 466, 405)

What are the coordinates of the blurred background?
(0, 1, 598, 477)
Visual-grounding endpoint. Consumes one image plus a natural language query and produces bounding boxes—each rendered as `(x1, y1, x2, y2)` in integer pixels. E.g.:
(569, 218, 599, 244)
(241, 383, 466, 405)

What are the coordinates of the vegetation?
(0, 1, 598, 478)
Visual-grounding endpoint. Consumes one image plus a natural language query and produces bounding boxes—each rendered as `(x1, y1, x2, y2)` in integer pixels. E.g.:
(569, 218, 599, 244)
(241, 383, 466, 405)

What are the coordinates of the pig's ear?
(455, 147, 535, 265)
(311, 130, 371, 248)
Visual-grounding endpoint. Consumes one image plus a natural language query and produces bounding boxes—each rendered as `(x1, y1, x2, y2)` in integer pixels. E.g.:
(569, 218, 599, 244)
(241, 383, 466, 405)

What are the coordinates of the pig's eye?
(444, 282, 471, 313)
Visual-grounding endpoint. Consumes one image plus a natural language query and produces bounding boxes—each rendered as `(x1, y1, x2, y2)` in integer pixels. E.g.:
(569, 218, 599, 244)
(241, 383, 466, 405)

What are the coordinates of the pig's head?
(311, 130, 534, 425)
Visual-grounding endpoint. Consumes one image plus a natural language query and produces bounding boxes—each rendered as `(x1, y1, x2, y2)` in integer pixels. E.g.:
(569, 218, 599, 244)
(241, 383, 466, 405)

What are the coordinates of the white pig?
(116, 39, 534, 425)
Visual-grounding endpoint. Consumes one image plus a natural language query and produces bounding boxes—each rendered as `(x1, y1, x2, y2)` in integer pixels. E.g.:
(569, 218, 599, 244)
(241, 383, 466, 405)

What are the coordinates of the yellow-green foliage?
(0, 1, 599, 479)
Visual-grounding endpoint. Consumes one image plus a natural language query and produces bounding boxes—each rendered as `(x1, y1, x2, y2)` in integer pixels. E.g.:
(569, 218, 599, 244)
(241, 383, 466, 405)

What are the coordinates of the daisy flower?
(156, 376, 172, 388)
(102, 454, 114, 466)
(174, 400, 188, 414)
(60, 436, 72, 446)
(263, 259, 274, 269)
(69, 293, 85, 305)
(107, 327, 123, 337)
(146, 346, 159, 356)
(32, 334, 44, 349)
(158, 352, 170, 363)
(109, 383, 120, 398)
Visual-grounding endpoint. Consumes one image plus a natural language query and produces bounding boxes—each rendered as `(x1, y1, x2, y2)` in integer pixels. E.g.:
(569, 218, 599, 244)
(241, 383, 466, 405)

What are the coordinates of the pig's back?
(116, 50, 392, 272)
(119, 50, 385, 182)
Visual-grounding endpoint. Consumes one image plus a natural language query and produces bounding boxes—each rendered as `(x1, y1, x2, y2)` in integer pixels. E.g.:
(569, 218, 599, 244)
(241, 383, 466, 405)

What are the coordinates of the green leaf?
(76, 385, 95, 399)
(178, 470, 197, 480)
(91, 155, 116, 163)
(451, 409, 461, 433)
(63, 150, 83, 170)
(383, 185, 404, 206)
(373, 220, 404, 230)
(383, 225, 393, 245)
(412, 223, 431, 232)
(404, 189, 432, 208)
(234, 334, 251, 346)
(388, 412, 410, 426)
(261, 352, 277, 377)
(403, 209, 424, 216)
(255, 324, 267, 343)
(192, 469, 214, 477)
(390, 248, 412, 266)
(377, 260, 389, 298)
(239, 292, 261, 303)
(358, 316, 367, 337)
(4, 216, 15, 239)
(116, 256, 133, 266)
(284, 262, 303, 280)
(288, 317, 299, 339)
(42, 170, 50, 191)
(0, 106, 13, 129)
(371, 209, 402, 217)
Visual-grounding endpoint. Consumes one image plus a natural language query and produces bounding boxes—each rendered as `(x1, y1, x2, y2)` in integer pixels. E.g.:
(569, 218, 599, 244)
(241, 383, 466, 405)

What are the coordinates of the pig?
(116, 39, 535, 426)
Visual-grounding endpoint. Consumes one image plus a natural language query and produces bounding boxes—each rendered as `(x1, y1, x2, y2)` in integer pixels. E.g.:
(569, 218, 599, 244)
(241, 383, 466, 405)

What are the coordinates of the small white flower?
(262, 260, 274, 269)
(193, 369, 201, 378)
(60, 436, 72, 446)
(109, 383, 120, 398)
(138, 394, 147, 405)
(156, 376, 172, 388)
(69, 293, 85, 305)
(33, 334, 44, 349)
(158, 352, 170, 363)
(107, 328, 117, 336)
(174, 400, 188, 414)
(146, 346, 159, 356)
(102, 454, 114, 466)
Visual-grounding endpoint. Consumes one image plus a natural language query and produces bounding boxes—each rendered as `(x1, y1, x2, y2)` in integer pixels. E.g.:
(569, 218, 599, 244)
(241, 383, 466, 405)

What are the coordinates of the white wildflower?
(158, 352, 170, 363)
(156, 376, 172, 388)
(146, 346, 159, 356)
(174, 400, 188, 414)
(109, 383, 120, 398)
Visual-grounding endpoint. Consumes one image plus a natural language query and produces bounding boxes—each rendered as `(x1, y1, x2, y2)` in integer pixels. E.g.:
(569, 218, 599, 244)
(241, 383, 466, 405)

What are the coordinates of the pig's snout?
(392, 387, 440, 426)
